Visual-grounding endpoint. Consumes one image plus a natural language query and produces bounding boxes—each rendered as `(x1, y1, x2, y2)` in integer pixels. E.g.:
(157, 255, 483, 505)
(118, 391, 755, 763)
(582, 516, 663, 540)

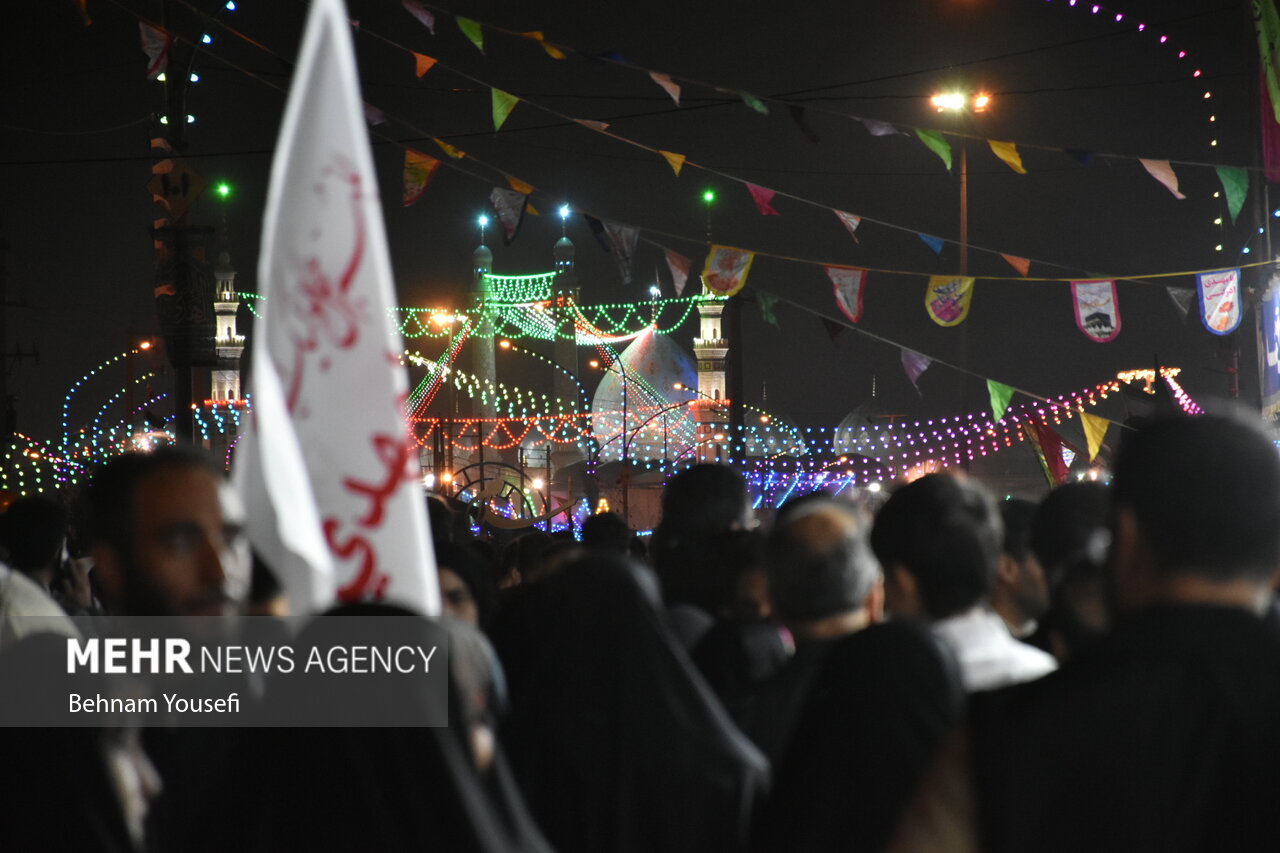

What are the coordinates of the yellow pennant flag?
(659, 150, 686, 176)
(987, 140, 1027, 174)
(925, 275, 975, 327)
(492, 88, 519, 131)
(506, 175, 534, 195)
(433, 137, 466, 159)
(1081, 412, 1108, 461)
(521, 31, 567, 59)
(412, 52, 437, 77)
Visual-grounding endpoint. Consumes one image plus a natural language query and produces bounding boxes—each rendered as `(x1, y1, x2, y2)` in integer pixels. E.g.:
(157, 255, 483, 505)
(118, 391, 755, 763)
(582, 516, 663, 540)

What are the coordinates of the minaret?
(552, 232, 580, 414)
(212, 250, 244, 402)
(470, 237, 497, 421)
(692, 282, 729, 463)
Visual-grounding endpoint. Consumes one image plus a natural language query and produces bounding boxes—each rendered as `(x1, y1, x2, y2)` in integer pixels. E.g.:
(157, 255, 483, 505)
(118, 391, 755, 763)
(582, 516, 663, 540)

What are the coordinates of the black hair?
(0, 496, 68, 571)
(1028, 481, 1110, 581)
(999, 498, 1038, 562)
(581, 511, 633, 556)
(657, 464, 749, 538)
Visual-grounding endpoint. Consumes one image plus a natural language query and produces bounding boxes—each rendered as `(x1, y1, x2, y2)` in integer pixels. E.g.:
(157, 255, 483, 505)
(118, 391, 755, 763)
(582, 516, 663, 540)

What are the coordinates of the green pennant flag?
(740, 91, 769, 115)
(492, 88, 519, 131)
(915, 129, 952, 171)
(987, 380, 1015, 423)
(457, 16, 484, 52)
(758, 291, 780, 327)
(1215, 166, 1248, 224)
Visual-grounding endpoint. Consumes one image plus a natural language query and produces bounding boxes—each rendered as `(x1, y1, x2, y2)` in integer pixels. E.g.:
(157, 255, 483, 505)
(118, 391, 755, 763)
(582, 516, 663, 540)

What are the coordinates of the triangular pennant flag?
(827, 265, 868, 323)
(492, 88, 519, 131)
(1081, 412, 1108, 462)
(139, 22, 172, 80)
(489, 187, 528, 244)
(918, 233, 944, 255)
(861, 119, 899, 137)
(1166, 286, 1195, 318)
(1139, 159, 1187, 199)
(1024, 420, 1069, 485)
(603, 221, 640, 285)
(521, 31, 566, 59)
(746, 183, 781, 216)
(787, 104, 820, 143)
(1196, 268, 1243, 335)
(238, 0, 439, 619)
(506, 175, 534, 195)
(915, 129, 952, 171)
(987, 139, 1027, 174)
(1216, 166, 1249, 223)
(665, 249, 692, 296)
(659, 150, 686, 176)
(901, 348, 932, 393)
(1001, 254, 1031, 276)
(834, 210, 862, 242)
(925, 275, 975, 326)
(649, 72, 681, 106)
(432, 137, 465, 159)
(740, 91, 769, 115)
(456, 16, 484, 52)
(412, 52, 437, 77)
(758, 291, 780, 328)
(583, 215, 610, 252)
(1071, 280, 1121, 342)
(702, 246, 755, 297)
(1065, 148, 1095, 166)
(987, 380, 1015, 422)
(821, 317, 846, 342)
(526, 203, 540, 216)
(402, 149, 441, 207)
(401, 0, 435, 33)
(362, 102, 386, 125)
(573, 117, 610, 132)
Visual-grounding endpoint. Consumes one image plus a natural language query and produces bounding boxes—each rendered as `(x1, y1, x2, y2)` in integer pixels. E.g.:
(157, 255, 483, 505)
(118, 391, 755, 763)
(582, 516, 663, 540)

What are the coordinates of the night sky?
(0, 0, 1263, 451)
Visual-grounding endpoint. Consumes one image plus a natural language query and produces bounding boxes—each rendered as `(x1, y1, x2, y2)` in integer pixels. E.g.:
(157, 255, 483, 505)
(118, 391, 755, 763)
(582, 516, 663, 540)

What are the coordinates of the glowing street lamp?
(927, 90, 993, 274)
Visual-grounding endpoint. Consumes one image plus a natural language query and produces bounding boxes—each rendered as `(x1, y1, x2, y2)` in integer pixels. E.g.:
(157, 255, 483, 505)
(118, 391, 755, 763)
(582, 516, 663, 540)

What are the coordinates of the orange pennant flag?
(412, 52, 437, 77)
(1001, 254, 1031, 276)
(659, 150, 686, 176)
(573, 118, 610, 132)
(506, 175, 534, 195)
(987, 139, 1027, 174)
(521, 31, 567, 59)
(433, 137, 466, 159)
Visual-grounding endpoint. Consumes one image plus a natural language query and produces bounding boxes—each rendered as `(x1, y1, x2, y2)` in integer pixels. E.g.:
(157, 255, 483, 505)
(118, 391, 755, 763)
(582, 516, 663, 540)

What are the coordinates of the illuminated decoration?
(595, 498, 611, 514)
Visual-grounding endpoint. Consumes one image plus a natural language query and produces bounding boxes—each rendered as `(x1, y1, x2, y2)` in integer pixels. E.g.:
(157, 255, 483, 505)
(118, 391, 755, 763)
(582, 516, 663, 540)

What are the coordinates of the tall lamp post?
(929, 91, 990, 276)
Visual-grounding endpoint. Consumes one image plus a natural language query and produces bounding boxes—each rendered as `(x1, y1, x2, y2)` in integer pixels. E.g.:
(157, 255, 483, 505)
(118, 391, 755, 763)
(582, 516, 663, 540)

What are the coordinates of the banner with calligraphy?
(234, 0, 439, 620)
(1260, 284, 1280, 419)
(827, 265, 867, 323)
(1071, 279, 1121, 343)
(1196, 268, 1242, 335)
(702, 246, 755, 297)
(925, 275, 974, 327)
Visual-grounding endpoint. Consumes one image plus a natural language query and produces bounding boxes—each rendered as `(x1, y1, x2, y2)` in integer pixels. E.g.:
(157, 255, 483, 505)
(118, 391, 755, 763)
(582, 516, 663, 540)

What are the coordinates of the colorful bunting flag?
(506, 175, 534, 195)
(746, 183, 781, 216)
(1023, 421, 1069, 486)
(787, 105, 820, 143)
(489, 187, 527, 244)
(702, 246, 755, 297)
(1081, 412, 1108, 462)
(402, 149, 440, 207)
(1261, 71, 1280, 183)
(139, 22, 172, 80)
(758, 292, 780, 328)
(901, 348, 931, 393)
(583, 215, 610, 252)
(362, 103, 386, 126)
(1216, 166, 1248, 223)
(649, 72, 681, 106)
(1139, 159, 1186, 199)
(457, 16, 484, 52)
(603, 221, 640, 284)
(918, 233, 944, 255)
(492, 88, 519, 131)
(412, 52, 437, 77)
(987, 380, 1015, 422)
(1071, 280, 1121, 343)
(236, 0, 439, 619)
(834, 210, 862, 242)
(659, 150, 686, 176)
(862, 119, 899, 137)
(925, 275, 975, 327)
(1166, 286, 1195, 318)
(987, 140, 1027, 174)
(573, 118, 611, 132)
(665, 249, 692, 296)
(821, 317, 846, 342)
(432, 137, 465, 159)
(827, 265, 867, 323)
(1196, 268, 1242, 335)
(521, 31, 566, 59)
(402, 0, 435, 33)
(915, 129, 952, 171)
(1256, 0, 1280, 123)
(740, 91, 769, 115)
(1001, 254, 1031, 276)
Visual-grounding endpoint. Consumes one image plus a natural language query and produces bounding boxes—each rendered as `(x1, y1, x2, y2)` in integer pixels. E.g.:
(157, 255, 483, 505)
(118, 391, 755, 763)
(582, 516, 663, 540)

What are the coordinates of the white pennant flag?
(234, 0, 439, 619)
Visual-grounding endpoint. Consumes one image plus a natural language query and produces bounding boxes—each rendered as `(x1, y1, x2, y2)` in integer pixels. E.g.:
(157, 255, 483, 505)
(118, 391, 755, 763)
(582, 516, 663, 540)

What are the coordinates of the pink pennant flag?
(235, 0, 439, 619)
(1139, 159, 1187, 200)
(827, 265, 868, 323)
(1001, 254, 1030, 276)
(833, 209, 862, 243)
(665, 249, 692, 296)
(363, 102, 387, 125)
(139, 22, 172, 80)
(901, 349, 932, 392)
(746, 183, 781, 216)
(401, 0, 435, 33)
(861, 119, 899, 137)
(649, 71, 681, 106)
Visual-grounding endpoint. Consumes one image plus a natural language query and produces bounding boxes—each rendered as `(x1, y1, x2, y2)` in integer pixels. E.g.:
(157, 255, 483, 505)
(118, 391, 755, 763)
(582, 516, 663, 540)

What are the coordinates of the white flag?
(234, 0, 439, 619)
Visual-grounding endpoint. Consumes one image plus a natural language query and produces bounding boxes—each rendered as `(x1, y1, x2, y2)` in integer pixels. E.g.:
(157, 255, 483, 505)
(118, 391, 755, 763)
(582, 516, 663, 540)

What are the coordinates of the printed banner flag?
(649, 72, 681, 106)
(702, 246, 755, 297)
(901, 348, 931, 393)
(987, 140, 1027, 174)
(1196, 268, 1242, 335)
(746, 183, 781, 216)
(1081, 412, 1108, 462)
(489, 187, 527, 244)
(1071, 280, 1121, 343)
(987, 380, 1015, 422)
(665, 249, 692, 296)
(1139, 159, 1187, 199)
(1259, 282, 1280, 418)
(834, 210, 862, 242)
(401, 149, 440, 207)
(827, 265, 867, 323)
(139, 23, 172, 79)
(925, 275, 975, 326)
(235, 0, 439, 619)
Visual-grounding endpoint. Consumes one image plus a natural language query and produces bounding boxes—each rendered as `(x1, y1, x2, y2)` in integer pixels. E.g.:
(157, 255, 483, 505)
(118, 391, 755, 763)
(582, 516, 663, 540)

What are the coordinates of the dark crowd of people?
(2, 411, 1280, 852)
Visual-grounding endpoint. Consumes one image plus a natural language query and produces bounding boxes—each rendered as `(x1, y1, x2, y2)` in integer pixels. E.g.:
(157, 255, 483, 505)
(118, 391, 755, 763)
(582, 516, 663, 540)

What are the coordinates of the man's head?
(1108, 414, 1280, 610)
(581, 511, 633, 556)
(0, 496, 68, 577)
(870, 473, 1002, 621)
(1028, 480, 1110, 588)
(992, 498, 1050, 636)
(658, 464, 752, 538)
(85, 447, 249, 618)
(766, 498, 882, 637)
